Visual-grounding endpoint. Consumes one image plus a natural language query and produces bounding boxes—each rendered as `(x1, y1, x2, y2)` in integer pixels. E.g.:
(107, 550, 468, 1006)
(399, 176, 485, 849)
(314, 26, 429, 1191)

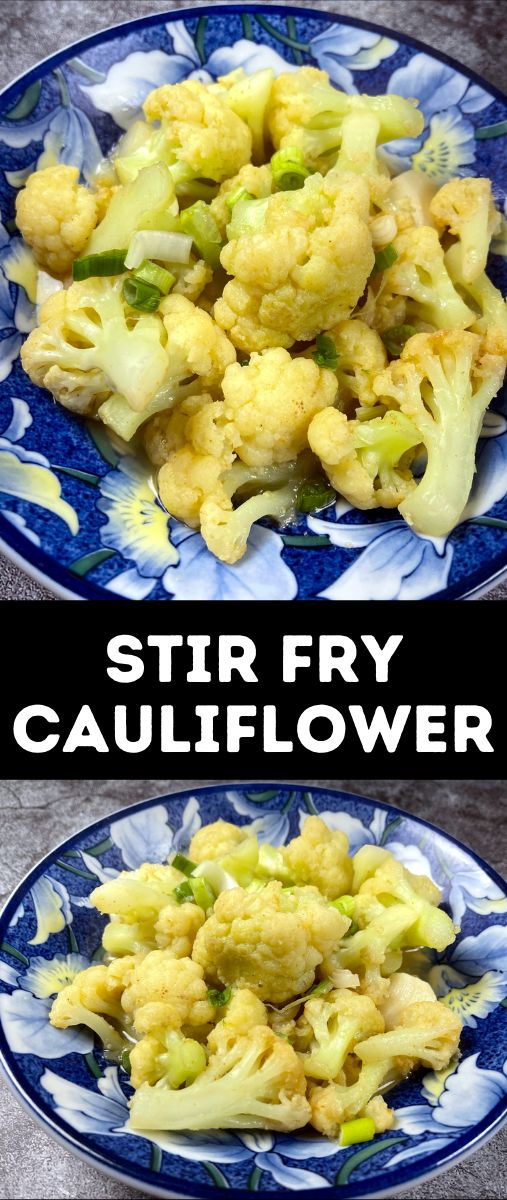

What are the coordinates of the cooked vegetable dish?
(17, 66, 507, 562)
(50, 815, 462, 1141)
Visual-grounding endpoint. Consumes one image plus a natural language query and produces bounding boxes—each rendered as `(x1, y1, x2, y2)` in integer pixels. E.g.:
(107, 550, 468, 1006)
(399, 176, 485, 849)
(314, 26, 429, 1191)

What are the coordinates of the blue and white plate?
(1, 4, 507, 600)
(0, 783, 506, 1198)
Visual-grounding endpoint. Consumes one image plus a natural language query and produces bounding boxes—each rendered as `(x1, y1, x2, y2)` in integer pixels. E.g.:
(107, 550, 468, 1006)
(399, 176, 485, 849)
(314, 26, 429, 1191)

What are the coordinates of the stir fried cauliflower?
(192, 880, 349, 1003)
(16, 63, 506, 565)
(50, 812, 463, 1145)
(215, 171, 374, 352)
(16, 165, 98, 276)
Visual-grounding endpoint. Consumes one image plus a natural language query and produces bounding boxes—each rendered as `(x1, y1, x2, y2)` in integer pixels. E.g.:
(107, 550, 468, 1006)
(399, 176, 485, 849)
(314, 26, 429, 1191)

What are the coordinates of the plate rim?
(1, 781, 506, 1199)
(1, 1, 507, 602)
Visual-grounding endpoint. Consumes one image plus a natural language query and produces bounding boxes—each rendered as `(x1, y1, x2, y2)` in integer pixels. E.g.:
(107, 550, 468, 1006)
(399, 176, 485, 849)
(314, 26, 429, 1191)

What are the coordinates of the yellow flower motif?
(439, 970, 507, 1027)
(0, 449, 79, 534)
(2, 239, 38, 303)
(470, 895, 507, 916)
(98, 456, 178, 576)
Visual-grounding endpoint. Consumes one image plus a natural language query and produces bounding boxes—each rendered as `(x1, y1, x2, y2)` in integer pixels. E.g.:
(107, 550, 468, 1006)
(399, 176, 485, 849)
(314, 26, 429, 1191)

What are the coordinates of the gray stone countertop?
(0, 0, 506, 599)
(0, 777, 506, 1199)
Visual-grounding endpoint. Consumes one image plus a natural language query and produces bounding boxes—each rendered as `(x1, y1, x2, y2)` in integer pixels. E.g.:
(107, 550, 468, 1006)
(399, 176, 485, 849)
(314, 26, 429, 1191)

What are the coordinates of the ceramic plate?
(0, 783, 506, 1198)
(1, 4, 507, 600)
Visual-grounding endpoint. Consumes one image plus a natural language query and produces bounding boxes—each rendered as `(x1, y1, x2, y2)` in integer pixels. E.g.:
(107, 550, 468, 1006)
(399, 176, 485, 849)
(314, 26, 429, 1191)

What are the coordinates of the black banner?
(1, 599, 500, 778)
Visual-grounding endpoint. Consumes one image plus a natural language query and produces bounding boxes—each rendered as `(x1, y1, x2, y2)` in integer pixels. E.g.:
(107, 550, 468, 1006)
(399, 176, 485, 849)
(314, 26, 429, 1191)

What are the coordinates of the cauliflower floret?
(122, 951, 215, 1035)
(309, 1060, 392, 1135)
(329, 320, 388, 412)
(308, 405, 420, 511)
(208, 989, 268, 1053)
(268, 68, 423, 174)
(50, 959, 141, 1051)
(130, 1023, 310, 1132)
(364, 1094, 395, 1132)
(21, 276, 169, 417)
(379, 972, 437, 1030)
(430, 177, 501, 282)
(154, 900, 205, 956)
(215, 171, 374, 352)
(173, 258, 213, 302)
(221, 349, 338, 466)
(192, 880, 349, 1003)
(374, 329, 507, 536)
(357, 854, 455, 951)
(190, 819, 248, 863)
(384, 170, 439, 233)
(161, 294, 236, 383)
(130, 1029, 207, 1090)
(373, 225, 475, 333)
(355, 999, 462, 1073)
(157, 408, 236, 528)
(16, 165, 98, 276)
(282, 816, 353, 899)
(143, 80, 252, 187)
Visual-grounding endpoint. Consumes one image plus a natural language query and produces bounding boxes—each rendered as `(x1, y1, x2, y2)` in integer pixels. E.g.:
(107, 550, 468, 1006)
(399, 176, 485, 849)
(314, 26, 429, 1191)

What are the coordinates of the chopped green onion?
(72, 249, 127, 281)
(271, 146, 310, 190)
(120, 1049, 132, 1075)
(297, 477, 336, 513)
(381, 323, 417, 358)
(122, 277, 161, 311)
(189, 876, 215, 910)
(172, 853, 198, 876)
(134, 259, 175, 295)
(125, 229, 192, 269)
(173, 880, 194, 903)
(372, 243, 398, 274)
(226, 185, 254, 211)
(312, 333, 339, 370)
(340, 1117, 376, 1146)
(179, 200, 223, 269)
(207, 986, 232, 1008)
(331, 894, 356, 918)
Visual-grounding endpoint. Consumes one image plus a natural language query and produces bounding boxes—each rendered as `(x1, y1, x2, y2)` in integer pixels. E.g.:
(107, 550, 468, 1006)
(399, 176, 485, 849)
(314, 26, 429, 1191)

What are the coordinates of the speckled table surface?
(0, 777, 506, 1200)
(0, 0, 506, 599)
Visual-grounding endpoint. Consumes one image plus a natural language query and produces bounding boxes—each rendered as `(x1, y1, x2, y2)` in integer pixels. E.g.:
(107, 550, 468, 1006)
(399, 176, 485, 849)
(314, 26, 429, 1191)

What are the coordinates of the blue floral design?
(0, 68, 103, 183)
(381, 54, 494, 182)
(96, 454, 298, 600)
(391, 1053, 507, 1167)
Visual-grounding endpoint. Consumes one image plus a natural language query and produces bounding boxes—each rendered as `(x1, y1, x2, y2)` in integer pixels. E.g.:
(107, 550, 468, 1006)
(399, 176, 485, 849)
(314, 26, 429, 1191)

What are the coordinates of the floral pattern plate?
(0, 783, 506, 1198)
(1, 5, 507, 601)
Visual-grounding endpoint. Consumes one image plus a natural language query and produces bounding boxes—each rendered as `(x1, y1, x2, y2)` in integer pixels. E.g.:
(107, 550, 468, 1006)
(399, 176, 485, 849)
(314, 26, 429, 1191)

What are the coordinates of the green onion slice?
(72, 249, 127, 281)
(297, 477, 336, 514)
(207, 986, 232, 1008)
(271, 146, 310, 191)
(340, 1117, 376, 1146)
(122, 277, 161, 311)
(134, 259, 175, 295)
(312, 333, 339, 370)
(189, 876, 215, 910)
(381, 323, 417, 358)
(120, 1048, 132, 1075)
(179, 200, 223, 269)
(173, 880, 194, 903)
(172, 853, 198, 876)
(372, 243, 398, 274)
